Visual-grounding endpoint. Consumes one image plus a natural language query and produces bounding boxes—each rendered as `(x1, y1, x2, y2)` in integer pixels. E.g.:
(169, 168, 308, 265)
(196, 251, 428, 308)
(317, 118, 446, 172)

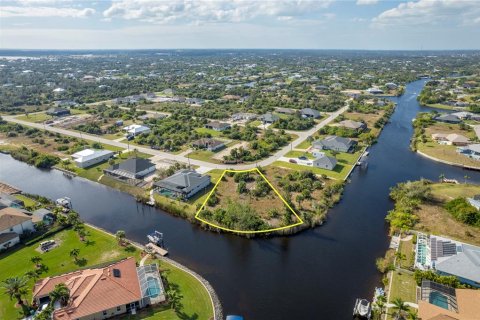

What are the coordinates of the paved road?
(3, 106, 348, 170)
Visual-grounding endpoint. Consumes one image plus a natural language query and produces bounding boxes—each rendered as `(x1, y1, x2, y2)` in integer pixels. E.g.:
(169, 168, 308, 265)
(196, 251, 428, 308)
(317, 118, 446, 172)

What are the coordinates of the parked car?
(298, 156, 308, 160)
(150, 145, 161, 150)
(289, 159, 297, 163)
(126, 134, 134, 141)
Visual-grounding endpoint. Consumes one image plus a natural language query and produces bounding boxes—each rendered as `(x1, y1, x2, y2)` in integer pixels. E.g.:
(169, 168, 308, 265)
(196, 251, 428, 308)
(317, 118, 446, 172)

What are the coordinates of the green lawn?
(187, 150, 219, 163)
(398, 238, 414, 269)
(194, 127, 222, 137)
(248, 120, 262, 127)
(431, 183, 480, 201)
(285, 150, 315, 160)
(0, 226, 213, 320)
(417, 141, 480, 168)
(271, 160, 352, 180)
(296, 139, 312, 150)
(16, 113, 52, 123)
(389, 271, 417, 303)
(14, 194, 37, 208)
(426, 103, 455, 110)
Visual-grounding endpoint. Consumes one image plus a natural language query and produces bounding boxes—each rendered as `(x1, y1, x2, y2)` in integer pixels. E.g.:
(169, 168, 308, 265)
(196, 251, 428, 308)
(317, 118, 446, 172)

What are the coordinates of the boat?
(55, 197, 72, 210)
(353, 298, 372, 319)
(147, 230, 164, 247)
(226, 316, 244, 320)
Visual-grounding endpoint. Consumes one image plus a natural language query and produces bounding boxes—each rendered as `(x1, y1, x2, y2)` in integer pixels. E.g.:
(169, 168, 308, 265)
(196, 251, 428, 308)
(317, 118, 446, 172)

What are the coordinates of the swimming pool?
(429, 291, 449, 310)
(145, 276, 161, 298)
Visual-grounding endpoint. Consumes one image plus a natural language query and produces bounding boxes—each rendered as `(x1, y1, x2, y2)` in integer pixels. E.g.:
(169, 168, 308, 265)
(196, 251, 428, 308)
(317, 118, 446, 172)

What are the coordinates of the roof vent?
(113, 268, 121, 278)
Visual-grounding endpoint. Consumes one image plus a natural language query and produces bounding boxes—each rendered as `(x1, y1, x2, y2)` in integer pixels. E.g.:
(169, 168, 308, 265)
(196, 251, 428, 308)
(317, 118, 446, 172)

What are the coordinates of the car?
(289, 159, 297, 163)
(298, 156, 308, 160)
(150, 145, 161, 150)
(126, 134, 135, 141)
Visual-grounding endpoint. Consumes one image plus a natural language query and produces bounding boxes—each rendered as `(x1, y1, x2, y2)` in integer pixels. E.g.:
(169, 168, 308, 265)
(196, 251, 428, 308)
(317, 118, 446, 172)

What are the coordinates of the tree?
(438, 173, 445, 182)
(1, 276, 29, 306)
(407, 309, 419, 320)
(115, 230, 126, 246)
(25, 270, 40, 282)
(166, 289, 182, 311)
(31, 256, 43, 268)
(49, 283, 70, 308)
(374, 294, 387, 319)
(395, 252, 407, 268)
(391, 297, 408, 320)
(69, 248, 80, 263)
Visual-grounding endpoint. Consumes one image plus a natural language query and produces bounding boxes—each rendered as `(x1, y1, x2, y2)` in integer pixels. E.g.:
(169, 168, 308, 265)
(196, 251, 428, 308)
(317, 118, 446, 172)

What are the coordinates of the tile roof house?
(205, 121, 231, 131)
(104, 158, 156, 180)
(0, 207, 35, 250)
(191, 138, 225, 152)
(336, 120, 367, 131)
(71, 149, 115, 168)
(301, 108, 321, 119)
(432, 133, 470, 146)
(154, 169, 211, 200)
(312, 136, 356, 153)
(33, 257, 165, 320)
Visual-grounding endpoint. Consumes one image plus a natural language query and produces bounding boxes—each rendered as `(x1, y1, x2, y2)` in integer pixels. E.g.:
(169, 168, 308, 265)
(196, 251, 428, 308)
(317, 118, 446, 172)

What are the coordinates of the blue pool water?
(146, 276, 161, 298)
(429, 291, 449, 310)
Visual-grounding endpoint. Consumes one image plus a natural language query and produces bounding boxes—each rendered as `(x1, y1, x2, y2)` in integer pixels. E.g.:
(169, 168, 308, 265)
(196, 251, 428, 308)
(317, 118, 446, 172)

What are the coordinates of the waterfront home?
(341, 89, 362, 99)
(457, 144, 480, 160)
(32, 257, 165, 320)
(32, 208, 55, 226)
(335, 119, 366, 131)
(260, 112, 280, 124)
(205, 121, 231, 132)
(0, 192, 24, 208)
(450, 111, 474, 120)
(434, 114, 462, 124)
(0, 207, 35, 250)
(123, 124, 151, 137)
(385, 82, 398, 90)
(301, 108, 321, 119)
(191, 138, 225, 152)
(154, 169, 211, 200)
(312, 136, 356, 153)
(431, 133, 470, 146)
(415, 234, 480, 288)
(418, 280, 480, 320)
(104, 158, 156, 180)
(71, 149, 115, 168)
(366, 87, 384, 95)
(46, 107, 70, 117)
(312, 154, 337, 170)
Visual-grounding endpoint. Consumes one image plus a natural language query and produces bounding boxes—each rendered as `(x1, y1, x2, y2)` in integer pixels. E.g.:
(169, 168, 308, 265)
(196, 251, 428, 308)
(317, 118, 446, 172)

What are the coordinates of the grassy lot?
(417, 141, 480, 168)
(0, 227, 141, 319)
(16, 113, 52, 123)
(248, 120, 262, 127)
(425, 103, 455, 110)
(388, 271, 417, 303)
(272, 160, 352, 180)
(14, 194, 37, 207)
(99, 175, 147, 198)
(194, 127, 222, 137)
(398, 238, 415, 269)
(296, 139, 312, 150)
(186, 150, 222, 163)
(0, 226, 213, 320)
(285, 150, 315, 160)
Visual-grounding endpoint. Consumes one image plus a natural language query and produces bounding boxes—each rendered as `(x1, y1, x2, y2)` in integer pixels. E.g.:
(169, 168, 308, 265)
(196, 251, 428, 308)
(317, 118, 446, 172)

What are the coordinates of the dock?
(146, 242, 169, 256)
(0, 181, 21, 195)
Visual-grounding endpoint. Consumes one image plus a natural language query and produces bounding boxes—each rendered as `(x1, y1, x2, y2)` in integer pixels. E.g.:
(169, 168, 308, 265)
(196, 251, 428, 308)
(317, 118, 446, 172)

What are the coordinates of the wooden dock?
(146, 243, 169, 256)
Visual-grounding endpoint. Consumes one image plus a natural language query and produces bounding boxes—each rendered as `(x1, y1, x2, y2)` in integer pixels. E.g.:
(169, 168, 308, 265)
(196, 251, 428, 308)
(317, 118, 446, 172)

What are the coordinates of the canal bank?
(2, 79, 480, 319)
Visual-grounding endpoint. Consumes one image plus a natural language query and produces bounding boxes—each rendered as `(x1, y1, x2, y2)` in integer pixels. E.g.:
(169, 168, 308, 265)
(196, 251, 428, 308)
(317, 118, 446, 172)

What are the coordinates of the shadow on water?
(2, 79, 480, 319)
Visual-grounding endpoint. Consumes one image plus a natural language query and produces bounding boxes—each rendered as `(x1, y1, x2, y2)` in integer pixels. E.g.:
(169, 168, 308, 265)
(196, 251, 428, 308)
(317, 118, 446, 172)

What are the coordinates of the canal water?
(1, 79, 479, 320)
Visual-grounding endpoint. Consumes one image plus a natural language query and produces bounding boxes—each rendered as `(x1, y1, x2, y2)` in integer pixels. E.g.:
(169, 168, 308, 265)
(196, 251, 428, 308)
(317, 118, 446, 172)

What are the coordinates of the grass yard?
(398, 238, 415, 269)
(16, 113, 52, 123)
(417, 141, 480, 168)
(296, 139, 312, 150)
(285, 150, 315, 160)
(425, 103, 455, 110)
(271, 160, 352, 180)
(187, 150, 221, 163)
(388, 271, 417, 304)
(194, 127, 223, 137)
(14, 194, 37, 208)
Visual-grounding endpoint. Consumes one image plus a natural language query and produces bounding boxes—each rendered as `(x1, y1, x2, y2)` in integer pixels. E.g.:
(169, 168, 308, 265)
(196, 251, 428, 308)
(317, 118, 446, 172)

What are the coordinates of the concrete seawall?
(416, 150, 480, 172)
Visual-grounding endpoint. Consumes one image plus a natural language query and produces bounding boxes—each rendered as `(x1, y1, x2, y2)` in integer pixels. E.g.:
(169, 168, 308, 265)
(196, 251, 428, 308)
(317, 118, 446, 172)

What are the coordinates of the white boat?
(55, 197, 72, 209)
(353, 298, 372, 319)
(147, 230, 164, 247)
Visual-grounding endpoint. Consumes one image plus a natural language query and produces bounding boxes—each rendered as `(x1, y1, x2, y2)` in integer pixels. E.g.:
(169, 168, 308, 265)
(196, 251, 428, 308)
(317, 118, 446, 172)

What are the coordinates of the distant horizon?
(1, 48, 479, 52)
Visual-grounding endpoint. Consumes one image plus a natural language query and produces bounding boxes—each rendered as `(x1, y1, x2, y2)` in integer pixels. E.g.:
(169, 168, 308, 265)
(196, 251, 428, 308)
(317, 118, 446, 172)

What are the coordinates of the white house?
(123, 124, 151, 137)
(0, 207, 35, 250)
(71, 149, 115, 168)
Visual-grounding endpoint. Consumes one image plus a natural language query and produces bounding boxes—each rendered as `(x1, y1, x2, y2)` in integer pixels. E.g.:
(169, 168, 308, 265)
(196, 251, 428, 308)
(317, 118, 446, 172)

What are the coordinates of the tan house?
(431, 133, 470, 146)
(335, 119, 366, 131)
(33, 257, 165, 320)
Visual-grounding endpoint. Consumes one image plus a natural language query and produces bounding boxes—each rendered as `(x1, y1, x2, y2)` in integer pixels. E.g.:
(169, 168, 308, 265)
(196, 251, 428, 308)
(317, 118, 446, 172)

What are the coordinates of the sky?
(0, 0, 479, 50)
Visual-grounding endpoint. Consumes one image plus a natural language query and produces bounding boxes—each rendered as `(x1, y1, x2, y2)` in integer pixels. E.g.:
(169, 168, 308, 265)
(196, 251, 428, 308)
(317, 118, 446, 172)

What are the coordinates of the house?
(54, 100, 77, 108)
(450, 111, 474, 120)
(104, 158, 156, 180)
(205, 121, 231, 132)
(301, 108, 321, 119)
(0, 207, 35, 250)
(275, 107, 296, 115)
(435, 114, 462, 124)
(32, 208, 55, 226)
(366, 87, 384, 95)
(71, 149, 115, 168)
(312, 136, 356, 153)
(457, 144, 480, 160)
(336, 120, 366, 131)
(260, 112, 280, 124)
(0, 192, 24, 208)
(384, 82, 398, 90)
(232, 113, 257, 121)
(52, 88, 65, 94)
(418, 281, 480, 320)
(123, 124, 151, 137)
(32, 257, 165, 320)
(431, 133, 470, 146)
(191, 138, 225, 152)
(341, 89, 362, 99)
(312, 154, 337, 170)
(46, 107, 71, 117)
(154, 170, 211, 200)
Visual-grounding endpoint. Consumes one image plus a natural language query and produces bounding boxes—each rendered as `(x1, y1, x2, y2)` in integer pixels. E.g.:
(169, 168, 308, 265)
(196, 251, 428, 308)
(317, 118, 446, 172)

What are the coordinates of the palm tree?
(375, 295, 387, 319)
(1, 276, 29, 306)
(407, 309, 419, 320)
(31, 256, 42, 268)
(49, 283, 70, 308)
(391, 297, 409, 320)
(166, 289, 182, 311)
(25, 270, 40, 282)
(438, 173, 445, 182)
(69, 248, 80, 263)
(115, 230, 126, 246)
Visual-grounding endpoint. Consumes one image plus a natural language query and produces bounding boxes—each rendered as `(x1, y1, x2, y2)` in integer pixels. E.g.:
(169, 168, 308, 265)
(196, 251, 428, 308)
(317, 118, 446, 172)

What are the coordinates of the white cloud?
(372, 0, 480, 27)
(356, 0, 378, 5)
(103, 0, 333, 24)
(0, 6, 95, 18)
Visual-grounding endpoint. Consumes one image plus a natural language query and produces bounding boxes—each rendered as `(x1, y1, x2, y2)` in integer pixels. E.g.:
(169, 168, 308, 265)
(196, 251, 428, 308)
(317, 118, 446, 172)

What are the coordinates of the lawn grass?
(15, 194, 37, 207)
(271, 160, 352, 180)
(296, 139, 312, 150)
(389, 271, 417, 303)
(398, 238, 414, 269)
(16, 113, 52, 123)
(425, 103, 455, 110)
(417, 141, 480, 168)
(248, 120, 262, 127)
(187, 150, 220, 163)
(285, 150, 315, 160)
(431, 183, 480, 200)
(98, 175, 147, 197)
(0, 227, 141, 319)
(194, 127, 222, 137)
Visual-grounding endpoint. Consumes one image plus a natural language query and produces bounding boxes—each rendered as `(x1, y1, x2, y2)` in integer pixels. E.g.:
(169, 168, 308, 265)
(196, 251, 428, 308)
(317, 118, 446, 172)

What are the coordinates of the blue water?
(146, 276, 161, 298)
(429, 291, 449, 310)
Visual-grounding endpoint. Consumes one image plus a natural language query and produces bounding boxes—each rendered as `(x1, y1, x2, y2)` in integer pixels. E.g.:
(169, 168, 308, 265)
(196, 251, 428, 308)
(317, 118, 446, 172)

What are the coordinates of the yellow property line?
(195, 168, 304, 234)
